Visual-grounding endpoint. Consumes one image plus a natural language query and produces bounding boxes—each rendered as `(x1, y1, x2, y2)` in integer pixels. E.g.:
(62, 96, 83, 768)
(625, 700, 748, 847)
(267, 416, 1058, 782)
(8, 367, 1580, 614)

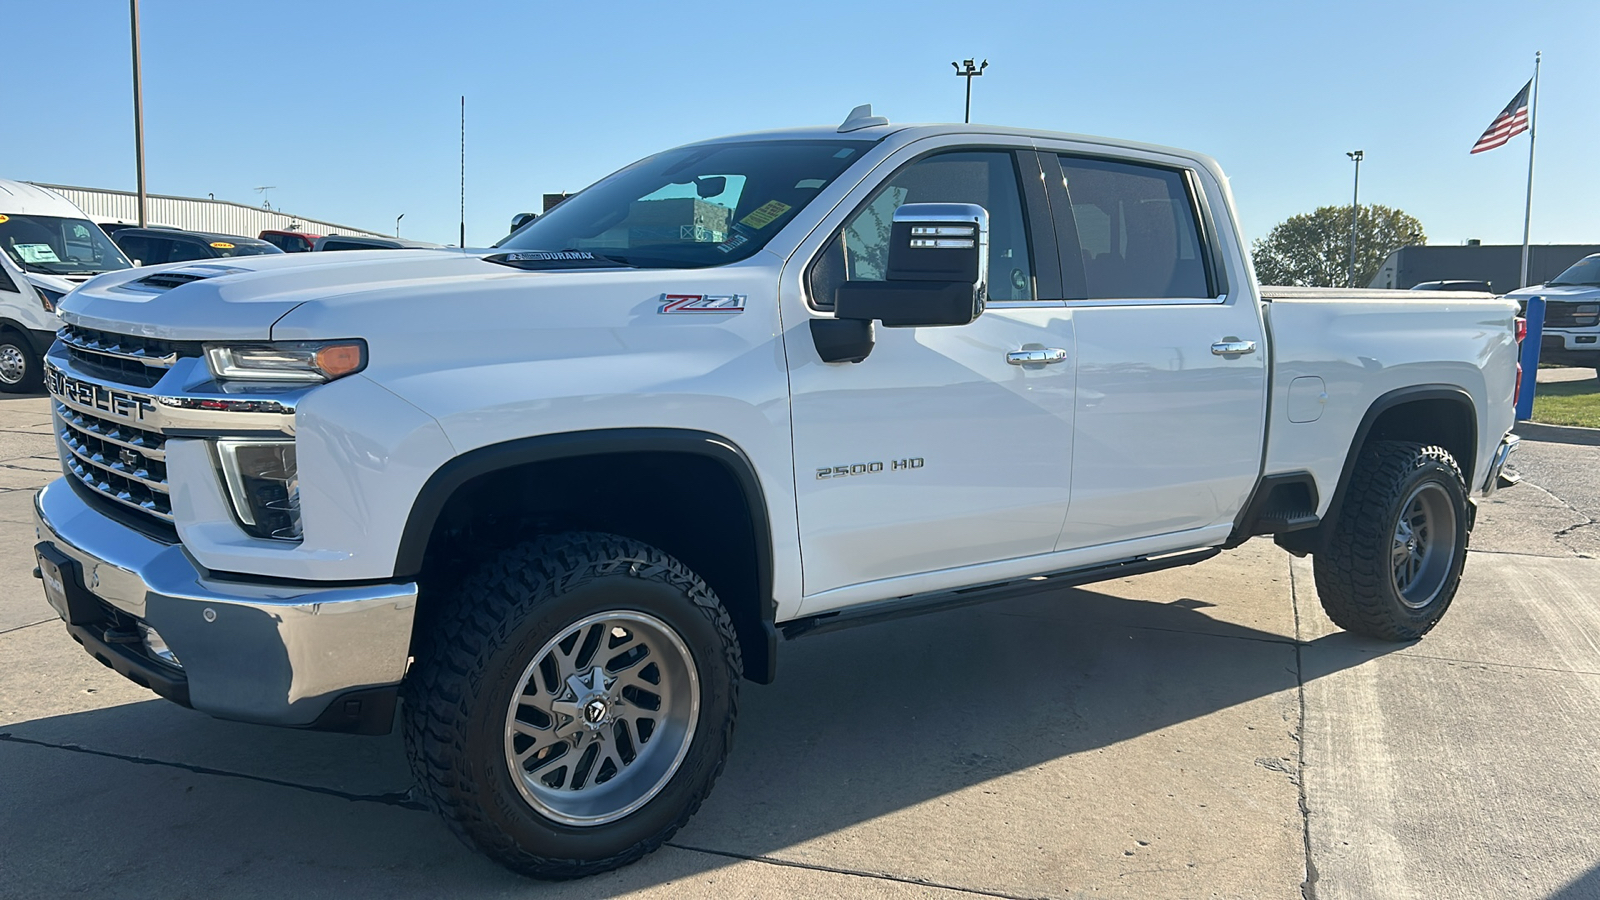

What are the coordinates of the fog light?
(215, 440, 301, 541)
(139, 623, 181, 668)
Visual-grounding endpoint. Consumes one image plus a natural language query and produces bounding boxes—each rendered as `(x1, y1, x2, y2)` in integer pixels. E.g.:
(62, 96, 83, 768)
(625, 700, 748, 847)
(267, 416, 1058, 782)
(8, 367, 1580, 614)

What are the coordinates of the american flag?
(1470, 80, 1532, 154)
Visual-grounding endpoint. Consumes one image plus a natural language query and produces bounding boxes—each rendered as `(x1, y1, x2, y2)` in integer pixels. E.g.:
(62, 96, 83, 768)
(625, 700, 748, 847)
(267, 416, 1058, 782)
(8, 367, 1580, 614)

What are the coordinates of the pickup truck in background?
(33, 106, 1519, 878)
(1506, 252, 1600, 374)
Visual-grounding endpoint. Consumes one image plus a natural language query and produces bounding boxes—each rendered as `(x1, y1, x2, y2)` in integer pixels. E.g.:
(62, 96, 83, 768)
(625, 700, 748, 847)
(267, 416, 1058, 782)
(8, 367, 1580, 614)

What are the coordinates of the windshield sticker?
(209, 241, 235, 249)
(833, 148, 857, 158)
(659, 293, 746, 314)
(14, 243, 60, 264)
(503, 250, 595, 261)
(739, 200, 792, 230)
(794, 178, 827, 189)
(717, 232, 751, 254)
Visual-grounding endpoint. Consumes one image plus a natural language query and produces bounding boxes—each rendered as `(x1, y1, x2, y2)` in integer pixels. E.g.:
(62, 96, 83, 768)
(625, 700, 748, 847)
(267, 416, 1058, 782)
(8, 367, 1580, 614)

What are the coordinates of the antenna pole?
(1519, 51, 1541, 288)
(130, 0, 147, 227)
(460, 96, 466, 248)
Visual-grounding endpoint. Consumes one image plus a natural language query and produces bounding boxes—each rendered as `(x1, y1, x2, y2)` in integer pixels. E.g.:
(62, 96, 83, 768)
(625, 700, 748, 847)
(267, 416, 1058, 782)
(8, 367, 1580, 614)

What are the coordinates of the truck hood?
(1503, 283, 1600, 303)
(57, 249, 496, 341)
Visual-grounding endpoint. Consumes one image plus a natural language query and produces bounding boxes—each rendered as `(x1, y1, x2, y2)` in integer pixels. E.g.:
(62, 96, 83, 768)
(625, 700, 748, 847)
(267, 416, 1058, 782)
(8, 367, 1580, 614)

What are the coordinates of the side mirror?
(834, 203, 988, 328)
(510, 212, 537, 232)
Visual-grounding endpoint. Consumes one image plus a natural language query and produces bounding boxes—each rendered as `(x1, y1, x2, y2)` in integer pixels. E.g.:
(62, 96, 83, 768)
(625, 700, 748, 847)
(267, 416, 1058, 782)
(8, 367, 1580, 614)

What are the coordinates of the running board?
(779, 548, 1222, 640)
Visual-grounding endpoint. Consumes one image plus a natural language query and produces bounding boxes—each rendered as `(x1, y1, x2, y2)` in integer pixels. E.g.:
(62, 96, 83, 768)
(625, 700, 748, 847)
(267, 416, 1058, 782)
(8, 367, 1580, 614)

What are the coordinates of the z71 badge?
(659, 293, 746, 314)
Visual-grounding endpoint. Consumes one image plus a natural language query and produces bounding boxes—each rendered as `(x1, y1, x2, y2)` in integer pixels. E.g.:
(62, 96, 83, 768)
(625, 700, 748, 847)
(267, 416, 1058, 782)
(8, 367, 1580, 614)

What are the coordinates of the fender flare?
(1322, 384, 1477, 536)
(392, 427, 778, 681)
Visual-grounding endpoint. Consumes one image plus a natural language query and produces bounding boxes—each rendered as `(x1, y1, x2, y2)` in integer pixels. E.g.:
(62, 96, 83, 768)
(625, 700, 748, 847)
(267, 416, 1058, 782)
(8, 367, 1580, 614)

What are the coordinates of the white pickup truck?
(34, 107, 1519, 878)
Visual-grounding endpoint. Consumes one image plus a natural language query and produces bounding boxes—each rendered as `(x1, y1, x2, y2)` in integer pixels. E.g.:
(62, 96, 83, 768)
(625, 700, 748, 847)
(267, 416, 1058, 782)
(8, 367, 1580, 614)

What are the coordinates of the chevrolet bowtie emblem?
(119, 448, 140, 469)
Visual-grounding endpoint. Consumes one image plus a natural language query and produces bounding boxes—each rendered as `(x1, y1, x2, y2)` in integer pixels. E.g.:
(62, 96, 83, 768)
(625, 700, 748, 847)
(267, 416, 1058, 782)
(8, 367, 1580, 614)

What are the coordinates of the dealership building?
(31, 183, 387, 241)
(1369, 242, 1600, 293)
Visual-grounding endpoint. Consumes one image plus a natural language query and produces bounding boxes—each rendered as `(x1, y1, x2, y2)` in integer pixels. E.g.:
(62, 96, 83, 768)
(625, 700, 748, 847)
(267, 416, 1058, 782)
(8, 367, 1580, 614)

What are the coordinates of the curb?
(1517, 421, 1600, 446)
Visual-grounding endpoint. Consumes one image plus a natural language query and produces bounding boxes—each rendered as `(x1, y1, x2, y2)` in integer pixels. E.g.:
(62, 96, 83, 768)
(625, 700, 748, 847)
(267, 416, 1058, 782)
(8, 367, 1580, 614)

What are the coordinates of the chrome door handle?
(1006, 348, 1069, 366)
(1211, 339, 1256, 356)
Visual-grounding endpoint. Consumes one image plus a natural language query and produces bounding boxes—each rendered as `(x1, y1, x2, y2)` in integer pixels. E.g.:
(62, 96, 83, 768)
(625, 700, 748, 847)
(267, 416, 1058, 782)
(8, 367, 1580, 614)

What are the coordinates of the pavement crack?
(1289, 560, 1319, 900)
(665, 843, 1051, 899)
(0, 733, 427, 810)
(0, 618, 55, 636)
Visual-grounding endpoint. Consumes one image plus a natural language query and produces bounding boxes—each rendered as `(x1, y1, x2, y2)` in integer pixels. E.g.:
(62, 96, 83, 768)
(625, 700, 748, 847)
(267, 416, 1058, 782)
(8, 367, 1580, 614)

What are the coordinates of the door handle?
(1211, 339, 1256, 356)
(1006, 348, 1069, 366)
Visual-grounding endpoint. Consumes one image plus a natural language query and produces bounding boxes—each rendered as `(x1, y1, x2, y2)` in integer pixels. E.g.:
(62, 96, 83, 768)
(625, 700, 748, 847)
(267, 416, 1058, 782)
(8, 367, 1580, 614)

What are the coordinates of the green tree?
(1252, 204, 1425, 288)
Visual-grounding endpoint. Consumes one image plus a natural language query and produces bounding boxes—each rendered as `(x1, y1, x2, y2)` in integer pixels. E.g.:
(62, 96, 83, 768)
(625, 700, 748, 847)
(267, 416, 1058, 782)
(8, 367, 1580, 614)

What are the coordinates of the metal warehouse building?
(1369, 243, 1600, 293)
(32, 183, 388, 240)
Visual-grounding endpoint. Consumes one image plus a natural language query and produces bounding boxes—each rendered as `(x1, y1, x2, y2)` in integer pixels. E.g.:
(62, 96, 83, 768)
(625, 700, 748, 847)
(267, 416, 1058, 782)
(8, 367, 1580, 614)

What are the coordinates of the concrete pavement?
(2, 391, 1599, 898)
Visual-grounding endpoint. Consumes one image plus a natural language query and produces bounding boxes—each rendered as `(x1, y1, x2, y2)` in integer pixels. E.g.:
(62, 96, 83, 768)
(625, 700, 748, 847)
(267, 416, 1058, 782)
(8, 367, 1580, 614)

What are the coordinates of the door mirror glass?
(834, 202, 988, 327)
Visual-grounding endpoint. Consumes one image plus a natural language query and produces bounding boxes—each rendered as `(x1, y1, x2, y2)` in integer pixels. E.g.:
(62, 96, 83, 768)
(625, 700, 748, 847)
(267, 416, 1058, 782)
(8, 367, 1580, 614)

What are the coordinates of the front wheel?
(403, 533, 741, 879)
(1313, 441, 1471, 641)
(0, 332, 41, 393)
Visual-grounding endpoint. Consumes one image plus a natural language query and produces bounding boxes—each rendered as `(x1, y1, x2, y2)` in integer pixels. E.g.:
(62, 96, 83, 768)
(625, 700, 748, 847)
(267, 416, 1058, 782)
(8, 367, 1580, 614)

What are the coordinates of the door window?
(1055, 156, 1211, 300)
(809, 150, 1035, 308)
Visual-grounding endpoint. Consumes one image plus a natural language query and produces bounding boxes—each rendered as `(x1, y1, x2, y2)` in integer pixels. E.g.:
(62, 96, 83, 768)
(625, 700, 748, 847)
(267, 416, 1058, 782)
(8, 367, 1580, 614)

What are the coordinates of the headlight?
(215, 440, 301, 540)
(35, 285, 64, 313)
(204, 340, 366, 382)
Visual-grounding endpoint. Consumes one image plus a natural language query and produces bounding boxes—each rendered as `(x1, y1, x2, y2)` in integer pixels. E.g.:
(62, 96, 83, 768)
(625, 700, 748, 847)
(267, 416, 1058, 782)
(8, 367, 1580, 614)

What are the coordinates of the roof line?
(27, 182, 382, 236)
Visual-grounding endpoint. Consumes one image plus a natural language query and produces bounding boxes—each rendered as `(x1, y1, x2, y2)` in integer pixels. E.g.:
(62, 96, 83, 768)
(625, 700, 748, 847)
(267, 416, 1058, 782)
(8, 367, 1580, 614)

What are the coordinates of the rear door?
(784, 139, 1080, 609)
(1037, 147, 1268, 550)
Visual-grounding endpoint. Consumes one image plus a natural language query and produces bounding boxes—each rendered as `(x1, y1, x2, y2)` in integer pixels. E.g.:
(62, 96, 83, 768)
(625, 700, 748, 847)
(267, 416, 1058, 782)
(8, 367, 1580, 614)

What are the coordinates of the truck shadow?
(1, 580, 1400, 897)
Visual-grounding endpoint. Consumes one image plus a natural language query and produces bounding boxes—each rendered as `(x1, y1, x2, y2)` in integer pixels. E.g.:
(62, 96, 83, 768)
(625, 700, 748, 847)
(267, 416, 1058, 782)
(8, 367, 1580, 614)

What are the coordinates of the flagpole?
(1519, 51, 1541, 288)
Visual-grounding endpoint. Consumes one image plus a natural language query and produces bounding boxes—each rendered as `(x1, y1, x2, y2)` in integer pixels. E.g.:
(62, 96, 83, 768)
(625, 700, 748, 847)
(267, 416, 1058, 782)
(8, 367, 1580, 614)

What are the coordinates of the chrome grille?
(54, 402, 173, 523)
(58, 324, 202, 390)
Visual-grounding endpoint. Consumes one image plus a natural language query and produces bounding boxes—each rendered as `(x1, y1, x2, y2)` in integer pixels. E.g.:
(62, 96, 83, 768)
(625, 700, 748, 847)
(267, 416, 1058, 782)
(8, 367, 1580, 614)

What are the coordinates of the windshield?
(493, 139, 876, 268)
(0, 214, 132, 276)
(206, 240, 282, 257)
(1548, 256, 1600, 287)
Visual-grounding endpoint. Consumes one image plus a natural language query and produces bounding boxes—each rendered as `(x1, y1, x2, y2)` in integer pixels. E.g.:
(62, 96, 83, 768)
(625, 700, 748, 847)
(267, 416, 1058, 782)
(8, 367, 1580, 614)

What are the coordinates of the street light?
(952, 58, 988, 124)
(1346, 150, 1363, 288)
(395, 214, 405, 238)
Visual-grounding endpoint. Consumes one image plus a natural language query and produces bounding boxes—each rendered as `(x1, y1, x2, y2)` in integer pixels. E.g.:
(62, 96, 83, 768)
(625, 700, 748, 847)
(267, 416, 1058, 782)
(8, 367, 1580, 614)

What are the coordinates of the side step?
(780, 548, 1220, 640)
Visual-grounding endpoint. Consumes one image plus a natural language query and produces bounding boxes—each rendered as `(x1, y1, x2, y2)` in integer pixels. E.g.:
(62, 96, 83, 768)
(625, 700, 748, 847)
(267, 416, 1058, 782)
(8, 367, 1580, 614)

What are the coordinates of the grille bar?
(56, 403, 166, 461)
(62, 455, 173, 522)
(60, 428, 168, 491)
(59, 325, 182, 368)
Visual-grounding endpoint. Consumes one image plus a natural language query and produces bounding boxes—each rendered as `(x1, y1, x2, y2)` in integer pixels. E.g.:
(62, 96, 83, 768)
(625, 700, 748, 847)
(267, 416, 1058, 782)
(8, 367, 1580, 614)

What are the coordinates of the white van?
(0, 180, 133, 391)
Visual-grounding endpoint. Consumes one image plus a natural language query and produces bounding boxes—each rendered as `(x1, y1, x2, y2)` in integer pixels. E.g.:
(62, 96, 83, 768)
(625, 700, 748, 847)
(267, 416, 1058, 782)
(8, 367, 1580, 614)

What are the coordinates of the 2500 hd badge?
(816, 457, 925, 479)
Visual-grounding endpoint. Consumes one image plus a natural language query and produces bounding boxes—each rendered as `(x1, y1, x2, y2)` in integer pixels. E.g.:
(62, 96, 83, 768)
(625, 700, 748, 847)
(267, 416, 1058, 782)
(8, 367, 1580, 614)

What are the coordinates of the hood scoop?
(130, 264, 248, 292)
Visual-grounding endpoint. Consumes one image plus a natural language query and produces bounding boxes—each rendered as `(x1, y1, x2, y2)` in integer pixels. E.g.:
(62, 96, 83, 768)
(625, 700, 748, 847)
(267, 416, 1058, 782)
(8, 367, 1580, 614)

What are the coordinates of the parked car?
(111, 228, 282, 266)
(0, 179, 133, 391)
(258, 229, 324, 253)
(35, 108, 1520, 879)
(1505, 254, 1600, 370)
(1412, 279, 1493, 293)
(313, 235, 440, 251)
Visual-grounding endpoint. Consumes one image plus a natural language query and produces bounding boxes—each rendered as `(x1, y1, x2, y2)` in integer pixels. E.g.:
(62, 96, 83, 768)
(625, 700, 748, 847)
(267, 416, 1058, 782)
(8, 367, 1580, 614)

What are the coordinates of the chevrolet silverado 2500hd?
(33, 107, 1520, 878)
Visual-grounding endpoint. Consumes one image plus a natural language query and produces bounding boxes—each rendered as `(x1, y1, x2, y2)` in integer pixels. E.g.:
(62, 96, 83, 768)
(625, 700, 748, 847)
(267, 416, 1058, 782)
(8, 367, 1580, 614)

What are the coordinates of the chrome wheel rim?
(502, 610, 700, 826)
(1391, 482, 1457, 610)
(0, 345, 25, 385)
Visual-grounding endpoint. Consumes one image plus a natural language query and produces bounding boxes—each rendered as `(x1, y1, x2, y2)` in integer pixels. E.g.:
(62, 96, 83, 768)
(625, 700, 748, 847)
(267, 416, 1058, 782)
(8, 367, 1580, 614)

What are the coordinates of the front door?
(785, 145, 1079, 606)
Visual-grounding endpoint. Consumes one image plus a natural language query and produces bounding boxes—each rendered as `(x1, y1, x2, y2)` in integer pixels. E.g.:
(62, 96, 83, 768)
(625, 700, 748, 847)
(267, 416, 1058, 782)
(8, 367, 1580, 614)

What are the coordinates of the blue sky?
(6, 0, 1596, 250)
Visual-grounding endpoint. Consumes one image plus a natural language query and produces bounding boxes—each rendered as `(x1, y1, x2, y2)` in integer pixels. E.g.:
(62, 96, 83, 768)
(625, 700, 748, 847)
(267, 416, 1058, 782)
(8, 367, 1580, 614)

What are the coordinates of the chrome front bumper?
(33, 480, 417, 731)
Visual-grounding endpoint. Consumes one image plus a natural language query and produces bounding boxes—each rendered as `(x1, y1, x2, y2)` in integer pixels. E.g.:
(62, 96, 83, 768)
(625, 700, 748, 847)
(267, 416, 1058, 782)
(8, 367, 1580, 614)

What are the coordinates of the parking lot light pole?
(952, 59, 988, 124)
(395, 214, 405, 238)
(130, 0, 147, 227)
(1346, 150, 1363, 288)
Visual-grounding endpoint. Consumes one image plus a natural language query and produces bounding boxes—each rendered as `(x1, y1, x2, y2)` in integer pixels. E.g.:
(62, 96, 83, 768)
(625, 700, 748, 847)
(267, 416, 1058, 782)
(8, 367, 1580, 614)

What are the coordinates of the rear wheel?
(1313, 441, 1470, 641)
(0, 332, 41, 393)
(403, 532, 741, 879)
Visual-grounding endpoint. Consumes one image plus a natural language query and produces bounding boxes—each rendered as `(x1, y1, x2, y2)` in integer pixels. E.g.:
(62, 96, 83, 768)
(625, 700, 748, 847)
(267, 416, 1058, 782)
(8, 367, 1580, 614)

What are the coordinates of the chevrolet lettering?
(31, 107, 1520, 880)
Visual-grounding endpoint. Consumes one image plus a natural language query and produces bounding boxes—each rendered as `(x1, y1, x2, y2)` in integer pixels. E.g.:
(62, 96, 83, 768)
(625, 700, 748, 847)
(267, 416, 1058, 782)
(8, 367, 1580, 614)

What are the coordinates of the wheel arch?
(395, 428, 778, 684)
(1281, 384, 1477, 555)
